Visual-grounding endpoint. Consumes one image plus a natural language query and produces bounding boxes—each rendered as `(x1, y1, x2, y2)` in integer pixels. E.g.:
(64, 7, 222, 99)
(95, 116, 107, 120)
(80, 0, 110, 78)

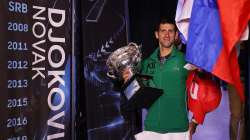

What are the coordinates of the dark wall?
(81, 0, 134, 139)
(246, 34, 250, 139)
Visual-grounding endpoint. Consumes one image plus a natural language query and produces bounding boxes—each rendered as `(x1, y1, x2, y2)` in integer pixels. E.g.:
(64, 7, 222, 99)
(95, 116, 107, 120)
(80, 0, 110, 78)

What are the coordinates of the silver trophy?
(106, 42, 163, 110)
(106, 42, 141, 80)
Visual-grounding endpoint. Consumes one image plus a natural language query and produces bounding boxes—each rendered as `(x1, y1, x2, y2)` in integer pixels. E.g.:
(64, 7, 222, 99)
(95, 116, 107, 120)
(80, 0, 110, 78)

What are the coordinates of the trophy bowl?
(106, 42, 141, 80)
(106, 42, 163, 110)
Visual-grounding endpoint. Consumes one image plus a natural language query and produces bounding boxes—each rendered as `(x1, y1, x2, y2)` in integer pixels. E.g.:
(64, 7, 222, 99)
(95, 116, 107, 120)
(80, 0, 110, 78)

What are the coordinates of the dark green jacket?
(141, 47, 188, 133)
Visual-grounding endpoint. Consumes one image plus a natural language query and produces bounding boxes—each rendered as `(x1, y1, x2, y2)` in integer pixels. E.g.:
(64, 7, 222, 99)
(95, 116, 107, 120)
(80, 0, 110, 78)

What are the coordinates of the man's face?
(155, 23, 177, 48)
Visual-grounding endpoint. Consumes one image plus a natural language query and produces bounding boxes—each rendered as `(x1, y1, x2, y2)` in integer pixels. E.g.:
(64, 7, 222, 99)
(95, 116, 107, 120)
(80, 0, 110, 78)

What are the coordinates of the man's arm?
(189, 118, 198, 140)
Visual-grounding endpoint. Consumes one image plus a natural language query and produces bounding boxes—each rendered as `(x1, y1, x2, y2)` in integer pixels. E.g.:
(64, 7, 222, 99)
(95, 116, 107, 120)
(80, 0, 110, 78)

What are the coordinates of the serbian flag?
(176, 0, 250, 102)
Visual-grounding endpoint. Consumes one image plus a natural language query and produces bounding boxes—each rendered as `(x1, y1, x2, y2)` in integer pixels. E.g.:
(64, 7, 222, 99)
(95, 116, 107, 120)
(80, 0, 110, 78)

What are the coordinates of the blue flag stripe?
(186, 0, 223, 72)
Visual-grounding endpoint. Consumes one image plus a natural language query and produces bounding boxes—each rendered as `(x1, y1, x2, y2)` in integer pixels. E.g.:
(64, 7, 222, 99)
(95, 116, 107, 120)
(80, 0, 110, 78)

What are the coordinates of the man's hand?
(121, 68, 132, 83)
(189, 120, 198, 140)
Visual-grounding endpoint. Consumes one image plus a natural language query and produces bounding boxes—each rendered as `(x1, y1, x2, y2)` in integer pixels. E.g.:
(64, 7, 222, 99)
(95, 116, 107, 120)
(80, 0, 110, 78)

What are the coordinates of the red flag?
(215, 0, 250, 102)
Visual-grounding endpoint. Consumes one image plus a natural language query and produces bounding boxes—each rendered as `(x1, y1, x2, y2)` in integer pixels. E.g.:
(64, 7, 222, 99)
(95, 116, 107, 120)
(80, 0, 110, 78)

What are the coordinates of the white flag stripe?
(240, 26, 249, 40)
(175, 0, 194, 41)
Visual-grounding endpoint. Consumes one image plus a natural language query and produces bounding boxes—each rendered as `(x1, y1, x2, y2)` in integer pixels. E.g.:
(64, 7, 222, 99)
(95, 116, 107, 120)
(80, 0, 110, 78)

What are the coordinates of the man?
(123, 18, 197, 140)
(228, 84, 245, 140)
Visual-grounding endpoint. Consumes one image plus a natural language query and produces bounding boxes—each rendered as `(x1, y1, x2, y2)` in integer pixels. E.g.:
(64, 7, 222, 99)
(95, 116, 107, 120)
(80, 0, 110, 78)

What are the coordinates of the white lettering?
(190, 82, 199, 100)
(48, 88, 65, 111)
(32, 52, 45, 65)
(48, 8, 65, 27)
(32, 22, 46, 38)
(48, 45, 65, 68)
(48, 29, 65, 43)
(48, 71, 65, 88)
(32, 67, 45, 80)
(33, 6, 46, 20)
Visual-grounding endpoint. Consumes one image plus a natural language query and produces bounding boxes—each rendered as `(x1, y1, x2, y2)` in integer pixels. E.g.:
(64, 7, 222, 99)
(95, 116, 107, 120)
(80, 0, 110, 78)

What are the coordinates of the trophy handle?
(107, 71, 117, 79)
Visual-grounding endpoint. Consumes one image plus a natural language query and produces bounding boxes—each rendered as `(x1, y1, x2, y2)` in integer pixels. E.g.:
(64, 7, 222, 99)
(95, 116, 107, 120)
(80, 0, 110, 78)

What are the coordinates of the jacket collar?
(149, 46, 178, 62)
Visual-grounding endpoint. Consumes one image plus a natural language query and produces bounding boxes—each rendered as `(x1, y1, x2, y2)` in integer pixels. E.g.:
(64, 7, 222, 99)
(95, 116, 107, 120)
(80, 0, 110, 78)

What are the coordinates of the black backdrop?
(78, 0, 179, 140)
(81, 0, 132, 139)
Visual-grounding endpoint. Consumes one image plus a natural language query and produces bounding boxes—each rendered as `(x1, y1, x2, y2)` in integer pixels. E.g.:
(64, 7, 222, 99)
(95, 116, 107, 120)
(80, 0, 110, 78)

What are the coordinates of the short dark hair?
(155, 18, 177, 31)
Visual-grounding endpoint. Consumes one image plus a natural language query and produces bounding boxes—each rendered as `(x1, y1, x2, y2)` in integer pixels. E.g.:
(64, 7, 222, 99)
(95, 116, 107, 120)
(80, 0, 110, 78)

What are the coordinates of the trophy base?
(121, 74, 163, 111)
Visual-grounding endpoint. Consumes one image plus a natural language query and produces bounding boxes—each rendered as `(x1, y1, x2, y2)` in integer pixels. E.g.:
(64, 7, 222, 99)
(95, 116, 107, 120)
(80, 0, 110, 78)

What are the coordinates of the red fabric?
(186, 71, 222, 124)
(214, 0, 250, 102)
(213, 48, 244, 101)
